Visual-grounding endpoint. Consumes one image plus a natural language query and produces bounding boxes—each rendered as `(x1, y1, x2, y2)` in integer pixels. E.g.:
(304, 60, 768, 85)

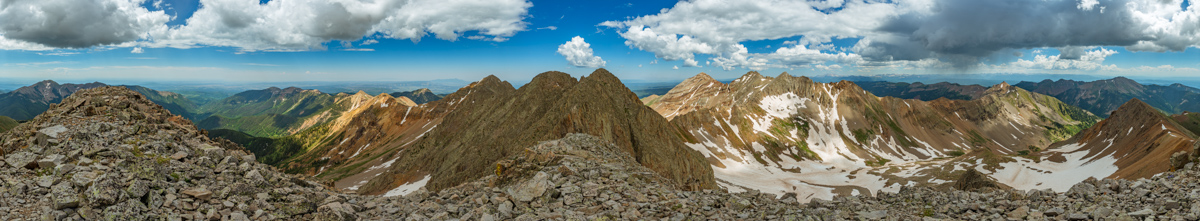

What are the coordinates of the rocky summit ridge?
(358, 69, 717, 195)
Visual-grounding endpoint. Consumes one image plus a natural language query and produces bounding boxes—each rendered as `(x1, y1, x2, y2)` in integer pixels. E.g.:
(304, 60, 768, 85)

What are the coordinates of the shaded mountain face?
(989, 99, 1199, 190)
(353, 69, 717, 195)
(1015, 77, 1200, 117)
(649, 72, 1099, 201)
(284, 69, 717, 195)
(389, 88, 443, 104)
(0, 80, 107, 120)
(856, 81, 987, 101)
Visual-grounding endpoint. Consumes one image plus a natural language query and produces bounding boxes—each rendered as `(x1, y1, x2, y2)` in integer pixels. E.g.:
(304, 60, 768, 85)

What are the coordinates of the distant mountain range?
(849, 77, 1200, 119)
(388, 88, 443, 104)
(0, 80, 195, 121)
(856, 81, 987, 101)
(0, 80, 444, 138)
(1014, 77, 1200, 117)
(0, 80, 107, 120)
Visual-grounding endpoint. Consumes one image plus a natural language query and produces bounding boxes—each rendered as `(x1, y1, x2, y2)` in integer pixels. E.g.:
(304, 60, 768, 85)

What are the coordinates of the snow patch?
(400, 106, 413, 125)
(383, 175, 432, 197)
(349, 143, 370, 159)
(759, 92, 808, 118)
(987, 143, 1119, 192)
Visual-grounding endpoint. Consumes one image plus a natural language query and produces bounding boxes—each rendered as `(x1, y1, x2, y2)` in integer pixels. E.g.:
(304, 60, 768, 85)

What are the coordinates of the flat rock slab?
(38, 125, 68, 138)
(507, 172, 552, 202)
(5, 152, 39, 169)
(182, 188, 213, 201)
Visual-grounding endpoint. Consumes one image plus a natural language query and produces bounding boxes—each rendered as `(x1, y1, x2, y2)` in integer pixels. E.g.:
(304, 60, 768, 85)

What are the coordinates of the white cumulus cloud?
(556, 36, 606, 68)
(131, 47, 144, 54)
(148, 0, 533, 51)
(601, 0, 900, 71)
(0, 0, 533, 52)
(0, 0, 170, 48)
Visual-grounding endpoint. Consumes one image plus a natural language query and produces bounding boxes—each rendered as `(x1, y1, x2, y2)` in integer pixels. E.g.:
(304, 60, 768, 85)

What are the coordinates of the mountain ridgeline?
(0, 80, 198, 121)
(389, 88, 443, 104)
(348, 69, 718, 194)
(1015, 77, 1200, 117)
(4, 71, 1200, 206)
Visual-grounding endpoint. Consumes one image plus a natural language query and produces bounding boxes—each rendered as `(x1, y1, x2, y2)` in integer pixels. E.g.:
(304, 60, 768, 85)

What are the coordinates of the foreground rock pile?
(347, 134, 1200, 220)
(2, 86, 1200, 220)
(0, 87, 348, 220)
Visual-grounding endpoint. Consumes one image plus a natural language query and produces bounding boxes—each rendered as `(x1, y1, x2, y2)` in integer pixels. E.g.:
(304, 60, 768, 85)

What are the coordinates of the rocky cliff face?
(651, 72, 1100, 201)
(354, 69, 717, 195)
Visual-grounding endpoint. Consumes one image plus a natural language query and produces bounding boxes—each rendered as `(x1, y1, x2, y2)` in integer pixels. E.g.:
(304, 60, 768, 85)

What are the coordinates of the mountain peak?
(1111, 98, 1159, 117)
(688, 72, 715, 82)
(473, 75, 514, 91)
(735, 71, 765, 83)
(35, 80, 58, 85)
(524, 71, 578, 91)
(584, 68, 621, 84)
(984, 81, 1015, 95)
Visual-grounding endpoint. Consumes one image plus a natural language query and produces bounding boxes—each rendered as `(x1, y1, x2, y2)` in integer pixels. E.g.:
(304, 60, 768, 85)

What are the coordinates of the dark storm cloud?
(861, 0, 1151, 62)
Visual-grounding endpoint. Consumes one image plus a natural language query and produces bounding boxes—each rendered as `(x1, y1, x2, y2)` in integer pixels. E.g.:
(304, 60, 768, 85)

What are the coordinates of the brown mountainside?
(1040, 98, 1198, 180)
(357, 69, 717, 194)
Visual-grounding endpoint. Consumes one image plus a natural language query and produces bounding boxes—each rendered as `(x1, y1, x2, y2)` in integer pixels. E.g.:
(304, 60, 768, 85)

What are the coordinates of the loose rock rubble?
(3, 86, 1200, 221)
(0, 87, 345, 220)
(346, 133, 1200, 220)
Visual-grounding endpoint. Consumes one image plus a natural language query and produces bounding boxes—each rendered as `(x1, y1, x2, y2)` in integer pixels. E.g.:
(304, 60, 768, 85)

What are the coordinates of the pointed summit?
(984, 81, 1016, 95)
(680, 72, 720, 87)
(689, 72, 715, 81)
(582, 68, 622, 85)
(34, 79, 59, 86)
(472, 75, 515, 92)
(735, 71, 766, 83)
(776, 72, 792, 78)
(1109, 98, 1163, 120)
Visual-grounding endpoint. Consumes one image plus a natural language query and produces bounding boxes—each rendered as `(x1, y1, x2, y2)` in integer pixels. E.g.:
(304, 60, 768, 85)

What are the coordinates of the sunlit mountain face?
(4, 0, 1200, 220)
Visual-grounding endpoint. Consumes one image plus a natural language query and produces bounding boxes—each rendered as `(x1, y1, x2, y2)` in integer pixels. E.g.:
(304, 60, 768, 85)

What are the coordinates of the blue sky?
(2, 0, 1200, 84)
